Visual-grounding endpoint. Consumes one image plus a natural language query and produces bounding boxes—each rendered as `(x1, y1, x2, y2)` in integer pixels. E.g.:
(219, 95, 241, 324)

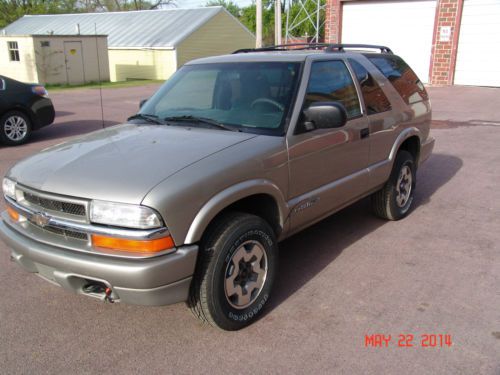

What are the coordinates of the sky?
(176, 0, 254, 9)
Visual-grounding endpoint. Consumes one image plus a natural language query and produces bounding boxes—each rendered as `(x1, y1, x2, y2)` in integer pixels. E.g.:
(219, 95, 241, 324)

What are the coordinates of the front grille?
(13, 186, 90, 243)
(23, 191, 86, 217)
(34, 223, 89, 241)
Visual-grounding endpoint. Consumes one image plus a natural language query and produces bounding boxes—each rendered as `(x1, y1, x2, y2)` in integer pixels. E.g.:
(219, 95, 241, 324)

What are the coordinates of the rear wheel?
(188, 212, 278, 330)
(0, 111, 32, 146)
(372, 150, 416, 220)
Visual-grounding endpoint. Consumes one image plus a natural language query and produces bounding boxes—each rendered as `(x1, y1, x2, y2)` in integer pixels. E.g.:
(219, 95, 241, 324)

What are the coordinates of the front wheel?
(0, 111, 32, 146)
(188, 212, 278, 330)
(371, 150, 416, 220)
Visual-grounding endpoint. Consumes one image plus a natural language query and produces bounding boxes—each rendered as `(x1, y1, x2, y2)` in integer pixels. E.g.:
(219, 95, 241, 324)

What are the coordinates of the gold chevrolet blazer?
(0, 44, 434, 330)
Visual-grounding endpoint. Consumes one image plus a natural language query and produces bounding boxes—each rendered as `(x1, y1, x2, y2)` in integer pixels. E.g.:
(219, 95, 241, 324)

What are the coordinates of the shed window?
(40, 41, 50, 47)
(8, 41, 20, 61)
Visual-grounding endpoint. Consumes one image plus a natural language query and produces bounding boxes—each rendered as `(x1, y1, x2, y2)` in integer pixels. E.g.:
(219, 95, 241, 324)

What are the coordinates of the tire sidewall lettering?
(228, 294, 269, 321)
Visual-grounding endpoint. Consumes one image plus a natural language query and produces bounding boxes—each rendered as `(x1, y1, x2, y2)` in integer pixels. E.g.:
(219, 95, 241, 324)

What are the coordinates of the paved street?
(0, 84, 499, 374)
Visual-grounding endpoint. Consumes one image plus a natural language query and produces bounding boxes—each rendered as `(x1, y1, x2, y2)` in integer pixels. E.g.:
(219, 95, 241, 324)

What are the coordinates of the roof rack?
(233, 43, 393, 54)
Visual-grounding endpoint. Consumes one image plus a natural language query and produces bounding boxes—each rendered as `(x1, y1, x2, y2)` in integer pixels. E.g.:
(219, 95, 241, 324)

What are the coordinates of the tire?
(0, 110, 32, 146)
(372, 150, 416, 220)
(188, 212, 278, 330)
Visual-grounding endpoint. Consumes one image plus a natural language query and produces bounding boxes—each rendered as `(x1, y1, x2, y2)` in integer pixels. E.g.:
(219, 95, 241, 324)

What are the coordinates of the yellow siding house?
(2, 7, 255, 83)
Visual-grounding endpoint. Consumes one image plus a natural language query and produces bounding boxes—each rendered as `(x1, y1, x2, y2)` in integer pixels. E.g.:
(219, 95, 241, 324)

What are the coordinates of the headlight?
(90, 200, 163, 229)
(2, 178, 16, 200)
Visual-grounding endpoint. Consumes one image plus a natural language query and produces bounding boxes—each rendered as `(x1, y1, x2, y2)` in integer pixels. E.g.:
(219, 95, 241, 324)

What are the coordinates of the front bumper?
(0, 216, 198, 305)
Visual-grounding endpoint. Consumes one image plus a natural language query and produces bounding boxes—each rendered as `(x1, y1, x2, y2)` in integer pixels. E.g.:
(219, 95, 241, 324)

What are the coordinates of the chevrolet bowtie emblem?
(32, 212, 51, 227)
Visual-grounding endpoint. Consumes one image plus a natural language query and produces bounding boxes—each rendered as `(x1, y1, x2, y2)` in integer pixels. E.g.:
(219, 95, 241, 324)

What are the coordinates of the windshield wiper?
(127, 113, 165, 125)
(163, 115, 238, 132)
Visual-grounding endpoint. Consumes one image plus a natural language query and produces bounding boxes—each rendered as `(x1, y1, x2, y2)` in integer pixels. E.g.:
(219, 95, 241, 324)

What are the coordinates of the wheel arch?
(184, 179, 288, 245)
(389, 128, 421, 165)
(0, 106, 36, 128)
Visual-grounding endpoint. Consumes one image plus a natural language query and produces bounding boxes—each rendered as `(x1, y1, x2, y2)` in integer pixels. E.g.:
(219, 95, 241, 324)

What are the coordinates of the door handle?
(360, 128, 370, 139)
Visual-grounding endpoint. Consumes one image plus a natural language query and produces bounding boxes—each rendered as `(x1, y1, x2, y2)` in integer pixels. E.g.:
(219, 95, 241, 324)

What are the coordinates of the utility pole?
(315, 0, 320, 42)
(275, 0, 282, 45)
(256, 0, 263, 48)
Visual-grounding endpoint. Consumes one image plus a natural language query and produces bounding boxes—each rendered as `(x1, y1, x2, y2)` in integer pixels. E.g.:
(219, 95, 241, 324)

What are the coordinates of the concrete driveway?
(0, 84, 499, 374)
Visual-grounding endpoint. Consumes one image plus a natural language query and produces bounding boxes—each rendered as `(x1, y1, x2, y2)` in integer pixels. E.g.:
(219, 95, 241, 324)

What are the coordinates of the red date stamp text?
(365, 334, 452, 348)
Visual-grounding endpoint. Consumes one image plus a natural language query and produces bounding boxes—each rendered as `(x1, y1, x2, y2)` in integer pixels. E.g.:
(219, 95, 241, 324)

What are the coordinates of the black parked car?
(0, 75, 55, 146)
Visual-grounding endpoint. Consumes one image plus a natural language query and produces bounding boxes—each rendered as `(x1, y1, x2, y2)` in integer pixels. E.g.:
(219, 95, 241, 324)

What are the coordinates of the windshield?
(139, 62, 301, 135)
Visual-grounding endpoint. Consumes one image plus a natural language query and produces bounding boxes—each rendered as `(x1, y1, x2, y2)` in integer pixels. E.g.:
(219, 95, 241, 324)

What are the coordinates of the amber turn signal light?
(6, 206, 19, 222)
(91, 234, 175, 255)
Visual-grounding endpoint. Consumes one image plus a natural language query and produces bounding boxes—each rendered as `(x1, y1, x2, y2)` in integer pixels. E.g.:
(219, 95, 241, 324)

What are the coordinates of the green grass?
(45, 79, 164, 91)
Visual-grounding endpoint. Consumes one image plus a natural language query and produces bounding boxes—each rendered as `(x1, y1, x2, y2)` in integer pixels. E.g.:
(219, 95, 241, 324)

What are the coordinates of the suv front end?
(0, 177, 198, 305)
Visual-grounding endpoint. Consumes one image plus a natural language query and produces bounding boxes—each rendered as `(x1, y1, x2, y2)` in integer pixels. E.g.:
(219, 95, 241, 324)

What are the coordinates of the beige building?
(0, 34, 109, 85)
(2, 7, 255, 83)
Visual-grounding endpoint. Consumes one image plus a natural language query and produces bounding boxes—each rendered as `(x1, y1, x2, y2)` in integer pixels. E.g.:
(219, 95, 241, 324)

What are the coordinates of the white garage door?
(342, 0, 437, 83)
(454, 0, 500, 86)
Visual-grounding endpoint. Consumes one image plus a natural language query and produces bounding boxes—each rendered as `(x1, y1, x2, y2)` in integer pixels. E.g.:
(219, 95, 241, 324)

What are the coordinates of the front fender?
(184, 179, 288, 245)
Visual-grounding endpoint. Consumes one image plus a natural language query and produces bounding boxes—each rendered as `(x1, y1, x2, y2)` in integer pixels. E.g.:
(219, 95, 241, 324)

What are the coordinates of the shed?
(0, 34, 109, 85)
(2, 7, 255, 82)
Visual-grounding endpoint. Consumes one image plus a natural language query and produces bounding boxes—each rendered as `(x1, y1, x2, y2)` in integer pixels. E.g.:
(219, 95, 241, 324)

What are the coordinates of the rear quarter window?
(367, 55, 428, 105)
(348, 59, 391, 115)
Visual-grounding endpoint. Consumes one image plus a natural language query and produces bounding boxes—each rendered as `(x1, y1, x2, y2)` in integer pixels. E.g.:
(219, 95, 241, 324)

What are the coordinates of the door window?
(348, 59, 391, 115)
(305, 60, 362, 119)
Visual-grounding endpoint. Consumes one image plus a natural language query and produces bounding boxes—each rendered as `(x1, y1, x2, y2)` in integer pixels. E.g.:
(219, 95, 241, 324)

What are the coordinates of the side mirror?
(302, 102, 347, 131)
(139, 98, 148, 109)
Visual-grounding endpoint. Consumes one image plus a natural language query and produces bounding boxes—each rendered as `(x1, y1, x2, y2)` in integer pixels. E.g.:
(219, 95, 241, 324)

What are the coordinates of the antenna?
(94, 23, 105, 129)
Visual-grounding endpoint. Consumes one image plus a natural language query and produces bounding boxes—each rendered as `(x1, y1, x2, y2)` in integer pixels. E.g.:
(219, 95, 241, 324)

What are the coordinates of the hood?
(8, 124, 257, 204)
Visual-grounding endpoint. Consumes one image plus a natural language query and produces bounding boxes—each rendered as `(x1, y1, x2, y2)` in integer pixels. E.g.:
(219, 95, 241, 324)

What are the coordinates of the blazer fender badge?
(293, 197, 320, 213)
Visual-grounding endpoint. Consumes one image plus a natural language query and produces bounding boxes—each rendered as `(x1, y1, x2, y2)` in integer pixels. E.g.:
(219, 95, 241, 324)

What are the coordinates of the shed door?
(341, 0, 437, 83)
(64, 41, 85, 85)
(454, 0, 500, 86)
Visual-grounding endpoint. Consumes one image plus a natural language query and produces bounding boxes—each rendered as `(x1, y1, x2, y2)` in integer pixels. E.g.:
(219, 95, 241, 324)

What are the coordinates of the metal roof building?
(1, 7, 254, 82)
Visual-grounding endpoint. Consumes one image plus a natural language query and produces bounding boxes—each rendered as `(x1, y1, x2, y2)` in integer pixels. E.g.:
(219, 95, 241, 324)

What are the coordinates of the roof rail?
(326, 44, 393, 53)
(233, 43, 329, 54)
(233, 43, 393, 54)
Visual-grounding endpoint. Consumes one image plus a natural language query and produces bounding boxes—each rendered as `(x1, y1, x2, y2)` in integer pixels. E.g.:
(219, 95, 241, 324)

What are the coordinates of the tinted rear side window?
(305, 60, 362, 119)
(348, 59, 391, 115)
(367, 55, 428, 104)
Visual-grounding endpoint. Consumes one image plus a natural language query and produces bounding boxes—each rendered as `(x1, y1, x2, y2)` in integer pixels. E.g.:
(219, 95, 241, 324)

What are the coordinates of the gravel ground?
(0, 84, 499, 374)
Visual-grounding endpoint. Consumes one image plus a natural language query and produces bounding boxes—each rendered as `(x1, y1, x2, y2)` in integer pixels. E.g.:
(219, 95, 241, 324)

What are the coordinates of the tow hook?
(82, 282, 115, 303)
(104, 287, 114, 303)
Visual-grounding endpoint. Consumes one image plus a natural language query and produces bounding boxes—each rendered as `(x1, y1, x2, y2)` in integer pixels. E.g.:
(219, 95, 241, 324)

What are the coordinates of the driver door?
(287, 59, 370, 232)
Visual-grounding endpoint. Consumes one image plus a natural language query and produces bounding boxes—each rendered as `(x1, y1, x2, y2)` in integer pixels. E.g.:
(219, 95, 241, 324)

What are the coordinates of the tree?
(205, 0, 240, 18)
(0, 0, 176, 29)
(0, 1, 79, 28)
(239, 0, 275, 45)
(80, 0, 175, 12)
(210, 0, 325, 47)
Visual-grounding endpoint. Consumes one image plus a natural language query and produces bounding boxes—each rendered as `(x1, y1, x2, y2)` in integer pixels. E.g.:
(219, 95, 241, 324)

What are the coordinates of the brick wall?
(325, 0, 342, 43)
(429, 0, 464, 85)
